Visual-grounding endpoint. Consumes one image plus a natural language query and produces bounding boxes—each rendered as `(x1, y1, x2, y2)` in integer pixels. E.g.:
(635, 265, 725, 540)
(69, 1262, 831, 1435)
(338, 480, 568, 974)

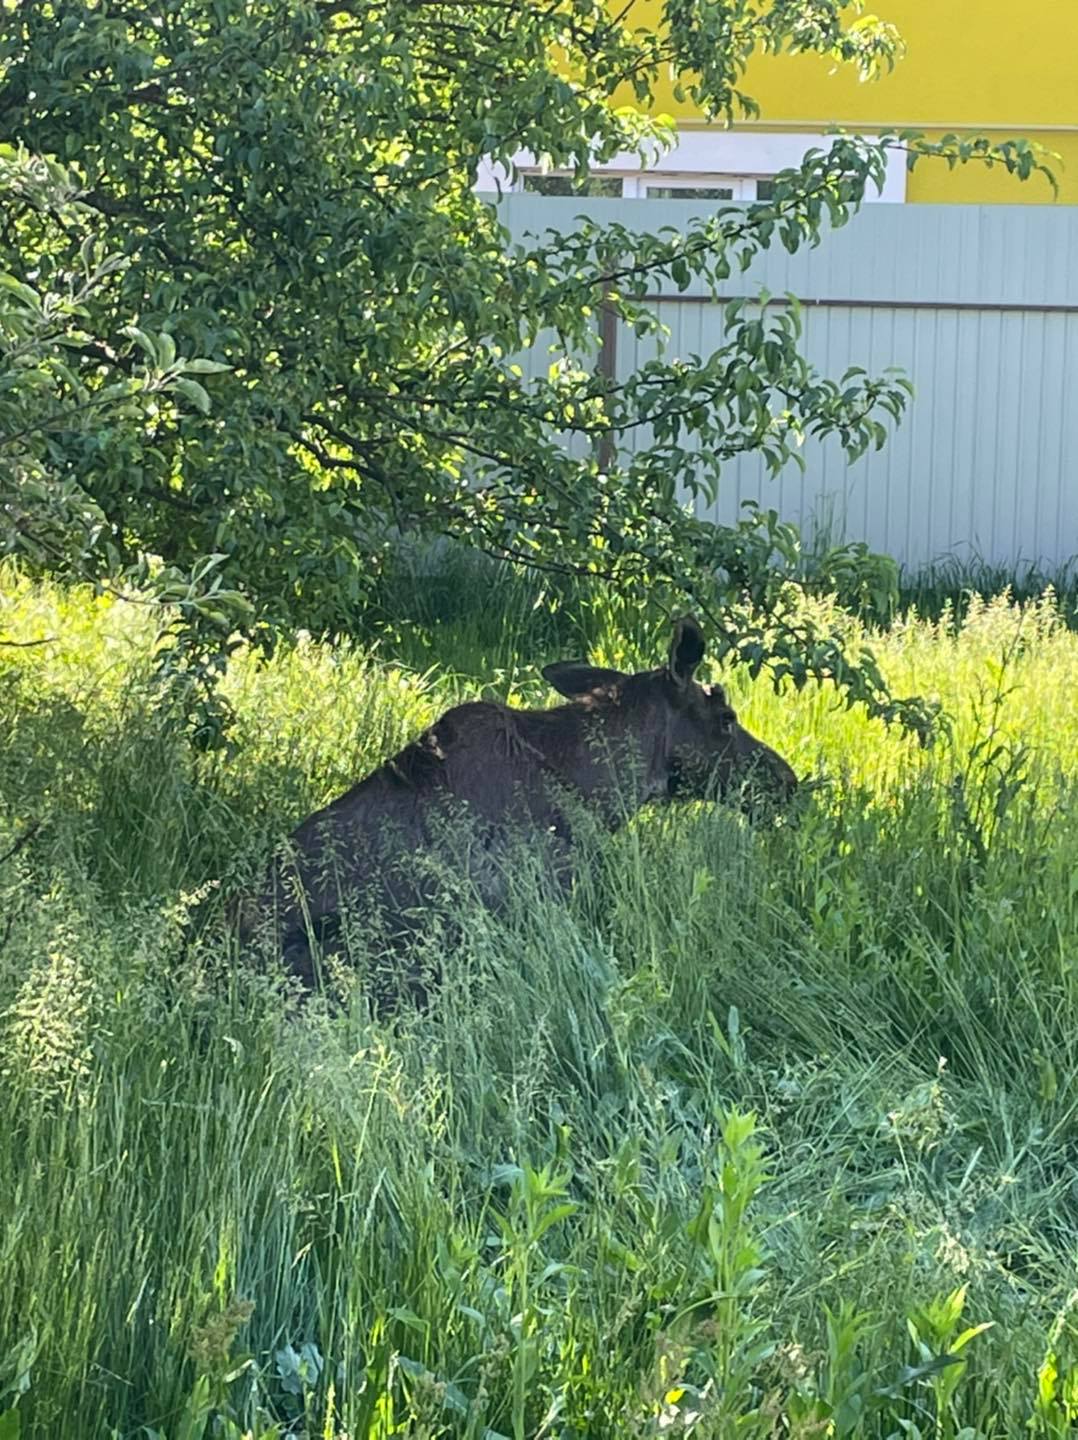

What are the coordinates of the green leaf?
(877, 1352, 965, 1399)
(120, 325, 159, 363)
(0, 274, 41, 310)
(156, 330, 177, 368)
(180, 358, 232, 374)
(174, 377, 212, 415)
(951, 1321, 994, 1353)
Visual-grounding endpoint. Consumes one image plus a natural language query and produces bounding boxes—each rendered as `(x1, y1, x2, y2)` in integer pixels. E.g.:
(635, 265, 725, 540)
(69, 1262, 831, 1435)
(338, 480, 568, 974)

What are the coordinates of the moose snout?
(732, 728, 798, 804)
(767, 748, 799, 797)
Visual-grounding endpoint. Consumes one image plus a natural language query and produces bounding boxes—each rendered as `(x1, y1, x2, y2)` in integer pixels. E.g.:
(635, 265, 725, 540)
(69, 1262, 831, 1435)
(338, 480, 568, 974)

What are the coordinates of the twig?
(0, 819, 41, 867)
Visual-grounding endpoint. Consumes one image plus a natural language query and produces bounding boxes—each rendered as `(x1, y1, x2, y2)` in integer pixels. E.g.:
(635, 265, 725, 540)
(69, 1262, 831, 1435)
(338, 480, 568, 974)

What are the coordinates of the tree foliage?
(0, 1, 1053, 738)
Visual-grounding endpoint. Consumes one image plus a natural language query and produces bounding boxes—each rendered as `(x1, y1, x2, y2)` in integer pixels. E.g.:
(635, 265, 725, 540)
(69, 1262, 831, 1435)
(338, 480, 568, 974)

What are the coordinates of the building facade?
(479, 0, 1073, 206)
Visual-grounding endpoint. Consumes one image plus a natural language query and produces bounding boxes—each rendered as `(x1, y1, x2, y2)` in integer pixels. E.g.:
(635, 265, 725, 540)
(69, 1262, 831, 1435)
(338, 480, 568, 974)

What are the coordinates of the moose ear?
(542, 661, 626, 698)
(667, 615, 706, 688)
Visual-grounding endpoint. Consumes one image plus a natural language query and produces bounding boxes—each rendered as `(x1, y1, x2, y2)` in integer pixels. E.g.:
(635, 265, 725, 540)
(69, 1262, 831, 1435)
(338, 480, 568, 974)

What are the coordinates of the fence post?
(597, 295, 618, 472)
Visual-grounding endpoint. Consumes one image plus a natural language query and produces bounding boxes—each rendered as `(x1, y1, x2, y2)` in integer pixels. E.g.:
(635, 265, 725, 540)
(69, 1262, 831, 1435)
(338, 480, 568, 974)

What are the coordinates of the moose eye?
(716, 705, 737, 732)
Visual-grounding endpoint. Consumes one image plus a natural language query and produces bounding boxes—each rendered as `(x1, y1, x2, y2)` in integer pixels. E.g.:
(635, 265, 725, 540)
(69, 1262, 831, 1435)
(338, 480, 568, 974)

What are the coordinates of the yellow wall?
(616, 0, 1077, 202)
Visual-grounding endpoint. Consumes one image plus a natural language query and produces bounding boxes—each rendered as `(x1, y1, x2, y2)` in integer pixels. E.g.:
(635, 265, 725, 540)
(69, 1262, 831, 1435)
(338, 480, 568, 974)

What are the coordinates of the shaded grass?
(895, 553, 1078, 628)
(2, 564, 1078, 1437)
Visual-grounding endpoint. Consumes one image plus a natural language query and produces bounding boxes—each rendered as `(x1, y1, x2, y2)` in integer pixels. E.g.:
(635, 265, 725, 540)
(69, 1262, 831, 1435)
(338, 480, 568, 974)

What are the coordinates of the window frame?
(630, 174, 769, 201)
(477, 130, 908, 204)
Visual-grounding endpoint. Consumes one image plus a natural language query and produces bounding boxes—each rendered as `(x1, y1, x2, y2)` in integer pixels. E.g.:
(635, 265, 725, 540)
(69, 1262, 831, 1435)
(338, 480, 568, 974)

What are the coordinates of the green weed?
(2, 564, 1078, 1436)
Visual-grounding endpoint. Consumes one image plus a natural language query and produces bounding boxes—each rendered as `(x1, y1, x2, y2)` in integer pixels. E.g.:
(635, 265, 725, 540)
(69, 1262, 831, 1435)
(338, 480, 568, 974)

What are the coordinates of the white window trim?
(477, 130, 907, 203)
(627, 174, 758, 200)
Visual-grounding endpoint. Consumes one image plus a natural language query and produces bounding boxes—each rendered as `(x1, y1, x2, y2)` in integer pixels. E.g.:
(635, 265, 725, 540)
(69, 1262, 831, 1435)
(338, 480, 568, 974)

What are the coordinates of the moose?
(242, 616, 797, 995)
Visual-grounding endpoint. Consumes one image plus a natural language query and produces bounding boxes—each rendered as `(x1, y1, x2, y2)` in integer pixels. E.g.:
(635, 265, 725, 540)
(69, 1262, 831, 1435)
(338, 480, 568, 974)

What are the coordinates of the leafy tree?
(0, 147, 248, 643)
(0, 1, 1052, 738)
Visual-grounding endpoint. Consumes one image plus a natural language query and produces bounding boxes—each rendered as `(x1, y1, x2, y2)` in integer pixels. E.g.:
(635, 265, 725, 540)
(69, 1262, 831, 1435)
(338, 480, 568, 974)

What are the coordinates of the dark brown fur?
(242, 617, 797, 993)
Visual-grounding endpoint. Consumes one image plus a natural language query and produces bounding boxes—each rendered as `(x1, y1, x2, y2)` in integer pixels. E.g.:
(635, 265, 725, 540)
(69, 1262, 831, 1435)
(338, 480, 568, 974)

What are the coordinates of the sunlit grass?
(2, 562, 1078, 1437)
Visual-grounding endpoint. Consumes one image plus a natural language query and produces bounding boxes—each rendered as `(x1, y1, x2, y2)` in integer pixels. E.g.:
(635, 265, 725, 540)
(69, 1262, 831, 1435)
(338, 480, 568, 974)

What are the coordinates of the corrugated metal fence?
(493, 195, 1078, 571)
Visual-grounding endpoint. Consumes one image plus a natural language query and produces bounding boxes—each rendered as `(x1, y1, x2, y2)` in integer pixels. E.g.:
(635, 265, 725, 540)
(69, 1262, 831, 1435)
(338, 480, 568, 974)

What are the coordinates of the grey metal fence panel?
(491, 195, 1078, 570)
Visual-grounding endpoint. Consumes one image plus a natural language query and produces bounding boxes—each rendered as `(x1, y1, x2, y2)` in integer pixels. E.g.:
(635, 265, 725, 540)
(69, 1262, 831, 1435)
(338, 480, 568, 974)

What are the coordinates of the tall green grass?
(2, 562, 1078, 1438)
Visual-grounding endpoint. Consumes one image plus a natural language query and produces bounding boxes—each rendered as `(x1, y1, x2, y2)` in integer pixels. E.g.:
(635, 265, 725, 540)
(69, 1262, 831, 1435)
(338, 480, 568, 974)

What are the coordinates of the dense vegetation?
(2, 562, 1077, 1438)
(0, 1, 1051, 738)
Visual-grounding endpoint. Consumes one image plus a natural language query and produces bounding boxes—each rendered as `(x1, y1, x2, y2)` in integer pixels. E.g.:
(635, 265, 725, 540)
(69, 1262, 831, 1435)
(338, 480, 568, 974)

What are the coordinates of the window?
(478, 135, 906, 203)
(640, 176, 774, 201)
(521, 173, 624, 198)
(520, 173, 771, 201)
(645, 183, 736, 201)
